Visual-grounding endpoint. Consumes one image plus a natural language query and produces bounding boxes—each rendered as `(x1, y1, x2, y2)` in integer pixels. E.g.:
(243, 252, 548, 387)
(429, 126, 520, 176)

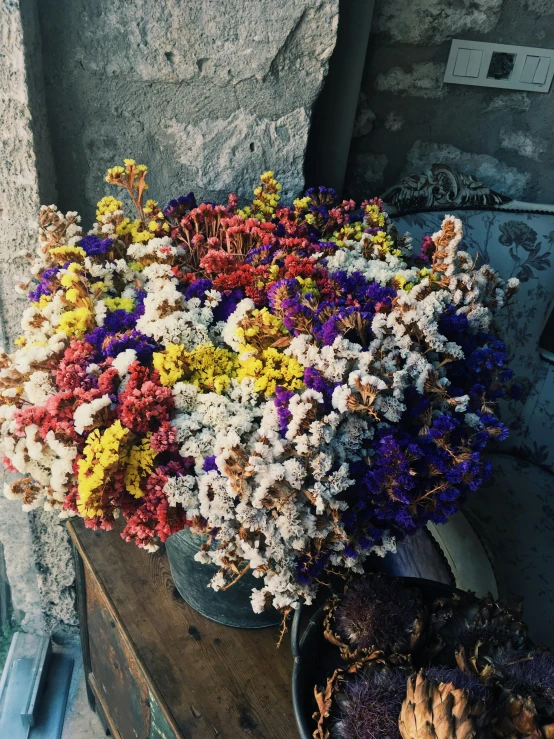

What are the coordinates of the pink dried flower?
(150, 421, 178, 453)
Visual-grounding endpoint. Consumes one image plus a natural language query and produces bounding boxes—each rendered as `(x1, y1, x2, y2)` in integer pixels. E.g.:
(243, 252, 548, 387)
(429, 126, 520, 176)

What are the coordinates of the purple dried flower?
(80, 235, 113, 256)
(185, 278, 212, 302)
(28, 266, 59, 303)
(420, 235, 435, 263)
(333, 668, 406, 739)
(425, 667, 490, 701)
(274, 386, 294, 435)
(163, 193, 197, 219)
(203, 455, 218, 473)
(501, 650, 554, 703)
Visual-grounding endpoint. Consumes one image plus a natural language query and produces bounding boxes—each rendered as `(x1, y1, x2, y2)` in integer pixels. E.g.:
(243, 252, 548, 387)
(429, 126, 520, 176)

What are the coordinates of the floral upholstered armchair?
(382, 165, 554, 647)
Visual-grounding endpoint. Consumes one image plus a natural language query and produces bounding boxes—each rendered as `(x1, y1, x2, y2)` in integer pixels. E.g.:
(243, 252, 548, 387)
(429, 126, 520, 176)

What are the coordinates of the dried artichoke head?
(324, 574, 428, 662)
(398, 669, 492, 739)
(427, 592, 527, 679)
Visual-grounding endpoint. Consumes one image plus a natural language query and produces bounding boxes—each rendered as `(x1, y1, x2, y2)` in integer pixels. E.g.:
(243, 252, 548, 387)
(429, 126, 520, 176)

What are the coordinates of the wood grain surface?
(69, 519, 297, 739)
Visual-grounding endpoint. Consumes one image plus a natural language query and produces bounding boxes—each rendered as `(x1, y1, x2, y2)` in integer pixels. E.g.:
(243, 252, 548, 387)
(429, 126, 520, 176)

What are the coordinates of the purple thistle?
(501, 650, 554, 702)
(425, 667, 490, 701)
(333, 669, 406, 739)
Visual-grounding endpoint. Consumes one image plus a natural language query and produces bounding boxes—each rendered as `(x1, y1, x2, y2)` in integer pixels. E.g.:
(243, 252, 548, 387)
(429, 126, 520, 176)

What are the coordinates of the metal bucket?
(165, 526, 281, 628)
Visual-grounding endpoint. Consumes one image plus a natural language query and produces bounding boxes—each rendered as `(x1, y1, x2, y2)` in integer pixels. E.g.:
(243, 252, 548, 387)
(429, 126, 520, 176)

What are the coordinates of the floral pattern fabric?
(466, 452, 554, 648)
(393, 209, 554, 469)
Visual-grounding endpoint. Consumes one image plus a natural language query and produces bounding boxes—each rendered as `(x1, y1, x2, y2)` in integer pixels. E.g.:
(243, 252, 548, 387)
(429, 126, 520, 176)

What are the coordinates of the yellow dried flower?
(124, 435, 156, 498)
(236, 347, 304, 397)
(152, 344, 187, 387)
(77, 421, 130, 517)
(104, 297, 135, 313)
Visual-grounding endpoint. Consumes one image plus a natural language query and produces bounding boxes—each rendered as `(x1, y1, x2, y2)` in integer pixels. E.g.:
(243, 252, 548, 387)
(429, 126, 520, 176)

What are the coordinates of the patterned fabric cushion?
(466, 453, 554, 649)
(392, 210, 554, 459)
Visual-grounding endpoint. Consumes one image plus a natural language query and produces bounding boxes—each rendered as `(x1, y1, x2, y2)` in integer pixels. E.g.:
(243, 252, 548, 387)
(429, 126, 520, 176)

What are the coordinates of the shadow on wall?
(344, 0, 554, 204)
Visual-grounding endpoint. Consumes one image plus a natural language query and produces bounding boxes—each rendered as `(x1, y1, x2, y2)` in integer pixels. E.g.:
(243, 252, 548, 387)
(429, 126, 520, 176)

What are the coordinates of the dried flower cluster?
(0, 161, 518, 613)
(313, 575, 554, 739)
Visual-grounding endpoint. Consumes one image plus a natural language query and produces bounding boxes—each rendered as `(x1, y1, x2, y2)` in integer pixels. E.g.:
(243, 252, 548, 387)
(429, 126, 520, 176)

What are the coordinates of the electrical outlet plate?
(444, 39, 554, 92)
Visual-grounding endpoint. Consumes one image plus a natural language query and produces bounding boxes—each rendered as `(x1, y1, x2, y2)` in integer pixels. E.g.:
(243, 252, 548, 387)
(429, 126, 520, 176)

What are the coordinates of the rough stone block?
(38, 0, 339, 222)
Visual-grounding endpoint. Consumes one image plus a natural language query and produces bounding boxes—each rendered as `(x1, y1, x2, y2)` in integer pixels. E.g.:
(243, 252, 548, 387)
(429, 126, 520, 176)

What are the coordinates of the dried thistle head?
(425, 667, 490, 703)
(334, 575, 427, 655)
(502, 649, 554, 705)
(332, 665, 406, 739)
(494, 692, 544, 738)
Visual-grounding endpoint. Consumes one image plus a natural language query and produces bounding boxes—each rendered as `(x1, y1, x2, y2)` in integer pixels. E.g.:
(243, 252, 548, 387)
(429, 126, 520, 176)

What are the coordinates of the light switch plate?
(444, 39, 554, 92)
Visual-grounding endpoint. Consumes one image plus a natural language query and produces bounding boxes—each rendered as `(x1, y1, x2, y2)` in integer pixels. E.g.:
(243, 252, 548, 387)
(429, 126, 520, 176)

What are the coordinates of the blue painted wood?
(30, 654, 74, 739)
(149, 693, 176, 739)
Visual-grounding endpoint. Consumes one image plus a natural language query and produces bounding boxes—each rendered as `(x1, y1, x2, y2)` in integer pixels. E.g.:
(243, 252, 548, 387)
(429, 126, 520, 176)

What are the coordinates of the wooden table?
(68, 519, 298, 739)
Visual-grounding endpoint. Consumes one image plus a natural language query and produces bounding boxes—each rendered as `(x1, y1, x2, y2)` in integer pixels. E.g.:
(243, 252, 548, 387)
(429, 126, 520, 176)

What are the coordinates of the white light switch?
(466, 49, 483, 78)
(453, 48, 471, 76)
(521, 55, 541, 84)
(533, 56, 551, 85)
(453, 48, 483, 77)
(444, 39, 554, 92)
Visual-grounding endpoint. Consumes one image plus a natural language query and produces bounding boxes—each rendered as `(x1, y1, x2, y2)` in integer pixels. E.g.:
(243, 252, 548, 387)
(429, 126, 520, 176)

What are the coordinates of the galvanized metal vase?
(165, 526, 281, 629)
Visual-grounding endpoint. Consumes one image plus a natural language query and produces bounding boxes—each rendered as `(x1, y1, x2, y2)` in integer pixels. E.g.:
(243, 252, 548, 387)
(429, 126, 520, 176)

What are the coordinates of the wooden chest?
(68, 519, 298, 739)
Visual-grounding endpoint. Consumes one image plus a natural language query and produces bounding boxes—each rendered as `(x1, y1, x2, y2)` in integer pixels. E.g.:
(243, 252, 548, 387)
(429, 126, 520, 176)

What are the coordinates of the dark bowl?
(290, 577, 463, 739)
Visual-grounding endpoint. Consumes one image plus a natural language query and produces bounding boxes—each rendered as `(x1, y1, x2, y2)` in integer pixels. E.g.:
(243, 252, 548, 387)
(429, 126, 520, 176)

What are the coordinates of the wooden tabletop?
(68, 519, 298, 739)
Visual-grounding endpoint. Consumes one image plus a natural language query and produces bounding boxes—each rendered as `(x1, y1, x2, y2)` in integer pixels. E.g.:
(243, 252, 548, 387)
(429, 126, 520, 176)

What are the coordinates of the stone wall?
(38, 0, 339, 224)
(345, 0, 554, 203)
(0, 0, 339, 633)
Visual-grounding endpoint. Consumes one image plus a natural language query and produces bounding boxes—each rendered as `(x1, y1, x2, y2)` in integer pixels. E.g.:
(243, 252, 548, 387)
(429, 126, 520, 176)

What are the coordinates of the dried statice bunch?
(333, 665, 407, 739)
(331, 574, 427, 655)
(0, 159, 520, 614)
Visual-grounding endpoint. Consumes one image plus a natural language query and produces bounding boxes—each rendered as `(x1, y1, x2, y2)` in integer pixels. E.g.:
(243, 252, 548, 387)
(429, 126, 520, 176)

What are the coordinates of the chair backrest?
(382, 165, 554, 460)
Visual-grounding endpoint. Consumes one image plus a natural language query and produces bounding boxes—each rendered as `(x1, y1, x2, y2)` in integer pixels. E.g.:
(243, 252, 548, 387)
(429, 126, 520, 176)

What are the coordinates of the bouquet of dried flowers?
(313, 575, 554, 739)
(0, 160, 519, 614)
